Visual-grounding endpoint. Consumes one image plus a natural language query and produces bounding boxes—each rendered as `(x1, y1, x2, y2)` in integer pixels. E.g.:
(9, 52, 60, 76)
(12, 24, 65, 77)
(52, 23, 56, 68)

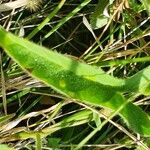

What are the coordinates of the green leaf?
(141, 0, 150, 15)
(0, 26, 150, 136)
(93, 112, 101, 127)
(0, 144, 15, 150)
(48, 138, 61, 149)
(90, 0, 109, 29)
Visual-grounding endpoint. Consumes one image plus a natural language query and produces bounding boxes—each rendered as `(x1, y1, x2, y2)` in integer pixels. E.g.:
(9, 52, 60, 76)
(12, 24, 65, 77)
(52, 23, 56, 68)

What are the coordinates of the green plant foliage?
(48, 138, 61, 149)
(90, 0, 109, 29)
(141, 0, 150, 15)
(0, 26, 150, 136)
(0, 144, 15, 150)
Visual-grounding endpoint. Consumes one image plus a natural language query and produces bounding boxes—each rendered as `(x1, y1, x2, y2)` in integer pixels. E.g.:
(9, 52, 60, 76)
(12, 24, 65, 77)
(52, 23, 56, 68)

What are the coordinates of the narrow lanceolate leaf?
(0, 26, 150, 136)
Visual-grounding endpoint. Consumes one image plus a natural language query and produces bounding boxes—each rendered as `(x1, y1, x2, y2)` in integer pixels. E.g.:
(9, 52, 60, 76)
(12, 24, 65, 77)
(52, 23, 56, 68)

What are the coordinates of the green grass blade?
(0, 110, 92, 142)
(96, 56, 150, 67)
(27, 0, 66, 40)
(40, 0, 92, 42)
(0, 26, 150, 136)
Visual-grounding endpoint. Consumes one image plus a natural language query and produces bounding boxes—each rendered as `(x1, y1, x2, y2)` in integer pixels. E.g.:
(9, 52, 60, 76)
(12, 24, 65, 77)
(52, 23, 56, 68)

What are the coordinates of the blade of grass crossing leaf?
(75, 98, 150, 150)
